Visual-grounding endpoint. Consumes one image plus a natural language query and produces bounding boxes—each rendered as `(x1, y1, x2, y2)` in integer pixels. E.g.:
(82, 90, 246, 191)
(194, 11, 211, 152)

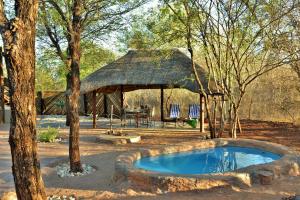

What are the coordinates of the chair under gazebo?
(80, 48, 215, 132)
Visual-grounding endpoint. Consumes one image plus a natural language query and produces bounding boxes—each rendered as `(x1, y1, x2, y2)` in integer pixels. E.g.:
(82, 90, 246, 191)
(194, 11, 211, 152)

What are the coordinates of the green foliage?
(117, 6, 188, 52)
(38, 127, 59, 143)
(36, 41, 115, 91)
(36, 48, 66, 91)
(117, 15, 158, 51)
(80, 41, 115, 79)
(36, 65, 65, 92)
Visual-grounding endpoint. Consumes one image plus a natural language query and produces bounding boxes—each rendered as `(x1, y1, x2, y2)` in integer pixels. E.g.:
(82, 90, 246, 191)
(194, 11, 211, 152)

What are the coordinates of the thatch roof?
(80, 49, 211, 94)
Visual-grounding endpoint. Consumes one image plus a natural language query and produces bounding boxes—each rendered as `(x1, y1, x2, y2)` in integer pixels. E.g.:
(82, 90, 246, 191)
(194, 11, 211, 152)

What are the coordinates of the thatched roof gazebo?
(80, 49, 212, 131)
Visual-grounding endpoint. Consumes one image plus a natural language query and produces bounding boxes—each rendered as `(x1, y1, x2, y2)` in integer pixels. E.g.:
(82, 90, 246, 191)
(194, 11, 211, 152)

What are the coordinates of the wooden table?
(123, 109, 149, 127)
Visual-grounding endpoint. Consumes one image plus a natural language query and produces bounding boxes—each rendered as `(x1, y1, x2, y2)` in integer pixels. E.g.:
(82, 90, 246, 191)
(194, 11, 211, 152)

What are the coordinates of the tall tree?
(38, 0, 143, 172)
(280, 6, 300, 88)
(192, 0, 300, 137)
(148, 0, 300, 137)
(149, 0, 216, 137)
(67, 0, 84, 172)
(0, 0, 46, 199)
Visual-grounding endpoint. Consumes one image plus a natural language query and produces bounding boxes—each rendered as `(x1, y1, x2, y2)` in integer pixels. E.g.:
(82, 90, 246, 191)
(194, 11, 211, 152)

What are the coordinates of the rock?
(198, 136, 206, 140)
(282, 195, 299, 200)
(97, 135, 141, 144)
(156, 188, 163, 194)
(56, 163, 96, 177)
(47, 195, 77, 200)
(113, 139, 127, 145)
(127, 136, 141, 143)
(126, 189, 138, 196)
(205, 135, 211, 139)
(1, 192, 17, 200)
(288, 162, 300, 176)
(257, 170, 274, 185)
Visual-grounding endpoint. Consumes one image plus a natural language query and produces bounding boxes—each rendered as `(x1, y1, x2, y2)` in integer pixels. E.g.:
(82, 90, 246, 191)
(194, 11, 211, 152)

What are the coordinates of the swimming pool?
(114, 139, 300, 192)
(134, 146, 281, 174)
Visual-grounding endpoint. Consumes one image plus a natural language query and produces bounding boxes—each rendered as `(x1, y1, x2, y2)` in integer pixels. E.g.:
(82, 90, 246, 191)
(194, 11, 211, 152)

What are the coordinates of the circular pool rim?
(134, 145, 282, 175)
(114, 138, 300, 192)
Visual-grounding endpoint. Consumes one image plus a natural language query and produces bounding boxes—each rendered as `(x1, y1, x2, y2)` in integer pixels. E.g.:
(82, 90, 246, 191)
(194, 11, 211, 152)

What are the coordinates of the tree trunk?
(229, 93, 245, 138)
(183, 2, 215, 137)
(213, 98, 217, 137)
(230, 106, 240, 139)
(0, 46, 5, 124)
(187, 48, 214, 138)
(68, 0, 83, 173)
(65, 72, 71, 126)
(204, 96, 215, 138)
(237, 115, 242, 134)
(228, 103, 233, 137)
(218, 95, 225, 137)
(0, 0, 47, 199)
(248, 97, 253, 120)
(231, 113, 238, 139)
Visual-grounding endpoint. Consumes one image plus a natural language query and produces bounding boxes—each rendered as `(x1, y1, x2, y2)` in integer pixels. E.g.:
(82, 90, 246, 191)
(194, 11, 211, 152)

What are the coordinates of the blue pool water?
(134, 146, 282, 174)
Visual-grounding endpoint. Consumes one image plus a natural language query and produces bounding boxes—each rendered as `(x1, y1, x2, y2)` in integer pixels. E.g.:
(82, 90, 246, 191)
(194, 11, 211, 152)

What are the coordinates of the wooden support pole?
(0, 47, 4, 123)
(120, 85, 124, 110)
(92, 90, 96, 128)
(103, 94, 108, 117)
(110, 105, 113, 132)
(37, 91, 43, 115)
(213, 97, 217, 138)
(200, 94, 205, 133)
(160, 85, 164, 122)
(83, 94, 88, 116)
(219, 95, 225, 137)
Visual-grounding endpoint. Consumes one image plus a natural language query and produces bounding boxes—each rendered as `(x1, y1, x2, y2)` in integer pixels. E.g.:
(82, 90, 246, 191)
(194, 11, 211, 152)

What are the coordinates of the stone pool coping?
(114, 139, 300, 192)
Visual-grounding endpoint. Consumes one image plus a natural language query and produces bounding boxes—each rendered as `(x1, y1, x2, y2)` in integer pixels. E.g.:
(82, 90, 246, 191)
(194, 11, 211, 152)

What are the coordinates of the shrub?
(38, 127, 59, 142)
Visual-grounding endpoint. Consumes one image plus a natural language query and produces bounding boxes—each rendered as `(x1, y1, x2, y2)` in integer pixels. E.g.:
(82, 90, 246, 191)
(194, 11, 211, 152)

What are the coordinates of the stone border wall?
(114, 139, 300, 192)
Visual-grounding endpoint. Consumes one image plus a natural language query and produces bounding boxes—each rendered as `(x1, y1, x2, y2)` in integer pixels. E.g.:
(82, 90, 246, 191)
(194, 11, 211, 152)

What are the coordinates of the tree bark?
(213, 98, 217, 137)
(218, 95, 225, 137)
(248, 97, 253, 120)
(65, 72, 71, 126)
(231, 112, 238, 139)
(188, 47, 214, 137)
(0, 0, 47, 199)
(0, 46, 4, 123)
(68, 0, 83, 173)
(228, 103, 233, 137)
(230, 105, 242, 139)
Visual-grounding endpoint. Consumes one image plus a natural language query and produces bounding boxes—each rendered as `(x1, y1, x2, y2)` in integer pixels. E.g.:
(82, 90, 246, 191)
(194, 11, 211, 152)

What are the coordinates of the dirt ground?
(0, 119, 300, 200)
